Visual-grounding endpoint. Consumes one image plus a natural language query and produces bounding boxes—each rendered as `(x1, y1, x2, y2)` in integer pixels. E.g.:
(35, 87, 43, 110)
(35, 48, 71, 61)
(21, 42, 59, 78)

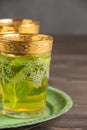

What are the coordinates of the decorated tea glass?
(0, 33, 53, 118)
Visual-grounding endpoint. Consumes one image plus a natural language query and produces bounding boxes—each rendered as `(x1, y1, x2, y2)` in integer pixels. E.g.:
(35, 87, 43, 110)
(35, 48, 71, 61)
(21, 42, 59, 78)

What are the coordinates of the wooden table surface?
(6, 35, 87, 130)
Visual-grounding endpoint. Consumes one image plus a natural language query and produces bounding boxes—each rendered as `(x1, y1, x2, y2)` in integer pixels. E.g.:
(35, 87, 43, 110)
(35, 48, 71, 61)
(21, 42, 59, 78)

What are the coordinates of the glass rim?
(0, 18, 39, 26)
(0, 33, 53, 43)
(0, 33, 53, 55)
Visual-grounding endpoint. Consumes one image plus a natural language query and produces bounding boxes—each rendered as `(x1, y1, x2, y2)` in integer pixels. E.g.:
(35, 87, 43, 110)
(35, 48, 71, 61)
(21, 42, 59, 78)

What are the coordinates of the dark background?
(0, 0, 87, 34)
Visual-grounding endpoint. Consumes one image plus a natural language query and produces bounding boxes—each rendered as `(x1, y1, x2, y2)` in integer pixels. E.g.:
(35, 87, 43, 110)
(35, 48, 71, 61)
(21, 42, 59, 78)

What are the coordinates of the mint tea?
(1, 53, 50, 115)
(0, 34, 53, 118)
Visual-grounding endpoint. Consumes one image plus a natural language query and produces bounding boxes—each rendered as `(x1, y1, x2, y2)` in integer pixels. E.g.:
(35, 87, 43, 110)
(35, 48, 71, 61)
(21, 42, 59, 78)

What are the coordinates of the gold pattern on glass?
(0, 34, 53, 55)
(0, 33, 53, 118)
(0, 19, 39, 34)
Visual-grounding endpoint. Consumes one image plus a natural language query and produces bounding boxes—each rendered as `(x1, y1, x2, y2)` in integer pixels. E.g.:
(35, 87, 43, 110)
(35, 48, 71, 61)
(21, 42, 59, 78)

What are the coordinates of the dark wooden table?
(6, 35, 87, 130)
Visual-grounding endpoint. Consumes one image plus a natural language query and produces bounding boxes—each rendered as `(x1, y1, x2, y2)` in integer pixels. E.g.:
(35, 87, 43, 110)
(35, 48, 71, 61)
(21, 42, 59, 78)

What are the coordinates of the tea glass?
(0, 33, 53, 118)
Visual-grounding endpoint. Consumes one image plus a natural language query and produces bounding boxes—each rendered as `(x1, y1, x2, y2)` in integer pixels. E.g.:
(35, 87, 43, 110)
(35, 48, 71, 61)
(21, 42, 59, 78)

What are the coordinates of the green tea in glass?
(0, 18, 40, 99)
(0, 33, 53, 118)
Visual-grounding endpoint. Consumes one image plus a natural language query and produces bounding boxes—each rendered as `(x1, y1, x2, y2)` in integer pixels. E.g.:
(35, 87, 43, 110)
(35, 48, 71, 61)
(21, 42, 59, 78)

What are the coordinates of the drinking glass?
(0, 18, 40, 34)
(0, 18, 40, 98)
(0, 33, 53, 118)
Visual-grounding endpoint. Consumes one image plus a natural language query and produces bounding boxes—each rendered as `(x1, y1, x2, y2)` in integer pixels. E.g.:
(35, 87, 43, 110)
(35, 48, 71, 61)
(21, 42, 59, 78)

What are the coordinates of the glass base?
(2, 109, 44, 119)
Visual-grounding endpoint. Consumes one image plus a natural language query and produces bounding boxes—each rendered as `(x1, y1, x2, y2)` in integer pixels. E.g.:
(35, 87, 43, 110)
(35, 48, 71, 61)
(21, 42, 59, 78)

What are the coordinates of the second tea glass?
(0, 18, 40, 34)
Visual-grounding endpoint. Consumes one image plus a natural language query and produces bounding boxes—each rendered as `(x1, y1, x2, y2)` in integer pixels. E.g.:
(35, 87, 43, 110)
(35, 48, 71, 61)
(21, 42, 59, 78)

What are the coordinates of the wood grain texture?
(53, 35, 87, 54)
(37, 128, 86, 130)
(28, 127, 85, 130)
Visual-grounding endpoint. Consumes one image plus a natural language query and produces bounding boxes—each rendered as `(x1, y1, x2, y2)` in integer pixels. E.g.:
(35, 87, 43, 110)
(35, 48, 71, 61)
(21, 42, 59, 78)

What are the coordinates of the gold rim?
(0, 18, 39, 26)
(0, 18, 40, 34)
(0, 33, 53, 55)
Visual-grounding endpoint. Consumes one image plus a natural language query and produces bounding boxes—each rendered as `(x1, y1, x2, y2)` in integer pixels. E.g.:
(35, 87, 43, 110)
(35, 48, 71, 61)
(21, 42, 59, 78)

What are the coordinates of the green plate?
(0, 86, 73, 129)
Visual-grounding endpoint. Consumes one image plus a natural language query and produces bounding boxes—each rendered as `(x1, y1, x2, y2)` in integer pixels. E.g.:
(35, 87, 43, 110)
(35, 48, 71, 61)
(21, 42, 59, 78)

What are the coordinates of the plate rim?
(0, 86, 73, 129)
